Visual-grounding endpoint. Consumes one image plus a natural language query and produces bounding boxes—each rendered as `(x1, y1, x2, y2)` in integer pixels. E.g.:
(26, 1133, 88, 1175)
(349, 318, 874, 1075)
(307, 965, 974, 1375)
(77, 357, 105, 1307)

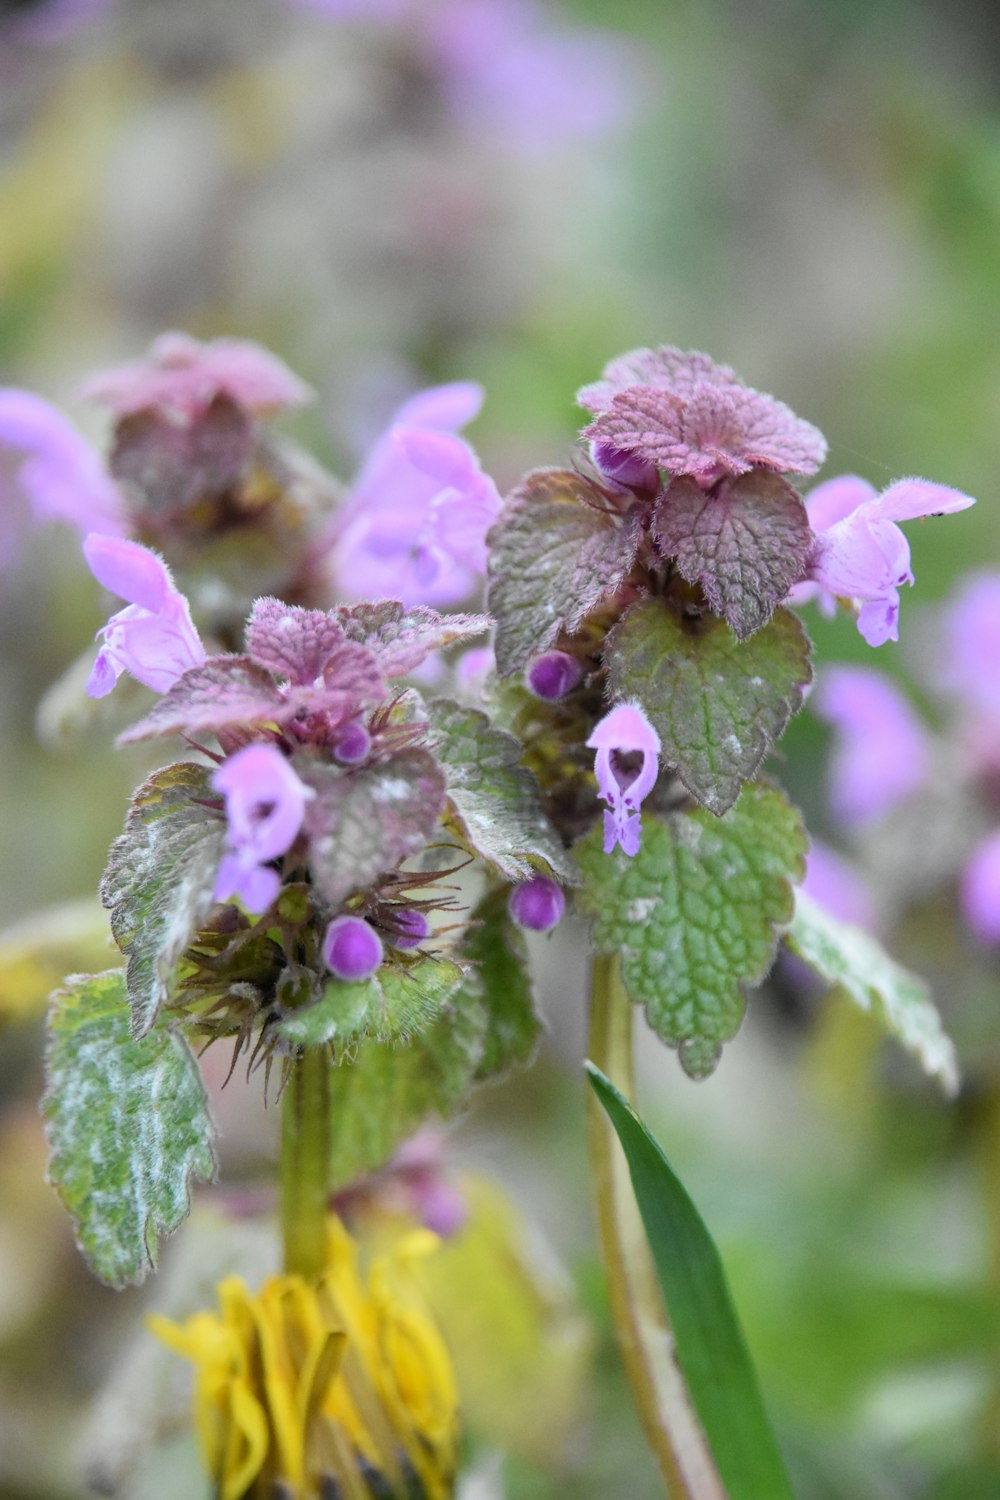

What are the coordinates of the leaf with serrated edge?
(488, 468, 640, 675)
(427, 698, 575, 883)
(575, 784, 806, 1077)
(299, 750, 446, 908)
(101, 762, 226, 1036)
(278, 958, 465, 1049)
(787, 888, 960, 1095)
(653, 474, 812, 639)
(43, 970, 216, 1288)
(607, 597, 811, 816)
(119, 657, 280, 744)
(334, 601, 490, 677)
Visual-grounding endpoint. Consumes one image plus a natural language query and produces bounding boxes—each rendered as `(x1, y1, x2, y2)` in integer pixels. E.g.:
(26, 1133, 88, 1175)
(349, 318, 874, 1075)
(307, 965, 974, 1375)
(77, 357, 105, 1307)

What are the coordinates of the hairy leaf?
(787, 888, 960, 1095)
(246, 598, 375, 686)
(464, 889, 541, 1080)
(43, 970, 216, 1288)
(300, 749, 446, 907)
(575, 784, 806, 1077)
(277, 957, 465, 1049)
(427, 698, 575, 883)
(110, 394, 254, 515)
(101, 762, 225, 1036)
(119, 657, 281, 744)
(607, 597, 812, 815)
(652, 473, 812, 639)
(488, 468, 640, 675)
(334, 600, 490, 677)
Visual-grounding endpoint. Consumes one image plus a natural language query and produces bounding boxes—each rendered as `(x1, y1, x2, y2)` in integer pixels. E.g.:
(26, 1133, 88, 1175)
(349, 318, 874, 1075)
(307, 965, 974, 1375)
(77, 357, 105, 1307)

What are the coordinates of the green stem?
(587, 954, 727, 1500)
(281, 1046, 331, 1280)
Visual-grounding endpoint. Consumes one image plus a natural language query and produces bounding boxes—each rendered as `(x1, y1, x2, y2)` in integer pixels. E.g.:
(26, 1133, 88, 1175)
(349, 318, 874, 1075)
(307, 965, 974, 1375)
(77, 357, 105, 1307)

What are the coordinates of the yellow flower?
(150, 1218, 459, 1500)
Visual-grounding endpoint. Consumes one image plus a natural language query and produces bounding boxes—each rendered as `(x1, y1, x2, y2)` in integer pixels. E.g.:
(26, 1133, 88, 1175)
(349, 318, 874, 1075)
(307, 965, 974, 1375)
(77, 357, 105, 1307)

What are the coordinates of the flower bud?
(526, 650, 583, 701)
(332, 720, 372, 765)
(509, 876, 565, 933)
(323, 915, 383, 981)
(390, 908, 431, 950)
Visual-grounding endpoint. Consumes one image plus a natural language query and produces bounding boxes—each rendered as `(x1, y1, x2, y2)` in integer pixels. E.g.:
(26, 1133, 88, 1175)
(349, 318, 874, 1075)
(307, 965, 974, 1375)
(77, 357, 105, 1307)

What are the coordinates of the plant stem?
(587, 953, 727, 1500)
(281, 1046, 331, 1280)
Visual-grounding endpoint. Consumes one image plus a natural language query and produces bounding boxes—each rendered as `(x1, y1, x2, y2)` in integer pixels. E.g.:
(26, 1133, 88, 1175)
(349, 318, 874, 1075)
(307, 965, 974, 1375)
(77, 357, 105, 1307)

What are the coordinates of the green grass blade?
(586, 1062, 795, 1500)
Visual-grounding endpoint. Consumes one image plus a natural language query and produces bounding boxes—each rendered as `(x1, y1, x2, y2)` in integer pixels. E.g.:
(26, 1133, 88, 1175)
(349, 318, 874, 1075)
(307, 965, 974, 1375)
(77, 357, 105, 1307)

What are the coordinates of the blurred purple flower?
(813, 665, 930, 827)
(939, 571, 1000, 723)
(213, 744, 311, 914)
(587, 701, 660, 857)
(580, 345, 826, 488)
(331, 381, 501, 607)
(526, 650, 583, 701)
(80, 331, 312, 422)
(509, 875, 565, 932)
(84, 533, 206, 697)
(799, 475, 975, 647)
(801, 840, 875, 929)
(961, 830, 1000, 945)
(0, 390, 124, 567)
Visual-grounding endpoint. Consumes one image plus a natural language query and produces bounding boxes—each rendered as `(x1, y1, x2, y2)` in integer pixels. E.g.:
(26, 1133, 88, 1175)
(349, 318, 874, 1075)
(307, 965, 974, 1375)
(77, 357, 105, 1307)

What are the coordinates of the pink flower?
(801, 841, 875, 929)
(330, 381, 501, 607)
(213, 745, 312, 914)
(0, 390, 124, 567)
(938, 571, 1000, 723)
(813, 665, 930, 827)
(80, 331, 312, 422)
(800, 475, 975, 647)
(961, 831, 1000, 945)
(579, 345, 826, 488)
(587, 702, 661, 857)
(84, 534, 205, 697)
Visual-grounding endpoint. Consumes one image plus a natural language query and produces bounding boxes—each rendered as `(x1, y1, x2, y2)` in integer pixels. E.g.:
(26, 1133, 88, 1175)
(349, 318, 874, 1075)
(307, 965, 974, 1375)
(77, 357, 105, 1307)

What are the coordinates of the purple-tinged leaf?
(247, 598, 362, 685)
(653, 473, 813, 638)
(333, 600, 490, 677)
(606, 598, 812, 815)
(109, 395, 255, 517)
(578, 346, 743, 413)
(299, 748, 446, 907)
(119, 657, 282, 744)
(488, 468, 641, 675)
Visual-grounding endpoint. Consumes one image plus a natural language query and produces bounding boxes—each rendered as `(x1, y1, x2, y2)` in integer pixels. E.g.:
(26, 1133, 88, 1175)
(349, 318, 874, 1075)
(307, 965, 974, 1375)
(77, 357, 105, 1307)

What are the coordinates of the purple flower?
(0, 390, 124, 567)
(801, 840, 875, 929)
(586, 702, 661, 857)
(579, 345, 827, 488)
(330, 381, 501, 607)
(813, 665, 930, 827)
(84, 534, 206, 697)
(388, 908, 431, 950)
(80, 331, 312, 422)
(800, 475, 975, 647)
(323, 914, 384, 981)
(526, 650, 584, 701)
(938, 572, 1000, 723)
(213, 745, 312, 914)
(961, 831, 1000, 945)
(509, 876, 565, 932)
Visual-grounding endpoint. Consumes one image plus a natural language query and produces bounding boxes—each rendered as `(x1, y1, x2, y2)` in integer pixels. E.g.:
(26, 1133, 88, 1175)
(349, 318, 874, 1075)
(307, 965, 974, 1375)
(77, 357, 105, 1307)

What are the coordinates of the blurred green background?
(1, 1, 999, 1496)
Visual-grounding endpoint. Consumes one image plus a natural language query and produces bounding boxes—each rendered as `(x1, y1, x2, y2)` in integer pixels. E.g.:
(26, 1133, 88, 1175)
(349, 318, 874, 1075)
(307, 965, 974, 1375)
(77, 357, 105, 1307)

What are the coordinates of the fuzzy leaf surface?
(101, 762, 225, 1036)
(607, 598, 811, 815)
(333, 601, 490, 677)
(277, 957, 465, 1049)
(110, 395, 254, 515)
(246, 598, 375, 686)
(787, 888, 960, 1095)
(464, 889, 541, 1080)
(43, 970, 216, 1288)
(653, 473, 812, 639)
(300, 749, 446, 907)
(488, 468, 640, 674)
(119, 657, 281, 743)
(575, 784, 806, 1077)
(427, 698, 575, 883)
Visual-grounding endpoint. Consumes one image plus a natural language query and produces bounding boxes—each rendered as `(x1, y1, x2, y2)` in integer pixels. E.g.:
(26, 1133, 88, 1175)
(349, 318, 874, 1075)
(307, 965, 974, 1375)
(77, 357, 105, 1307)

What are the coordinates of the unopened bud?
(526, 651, 583, 701)
(322, 915, 383, 981)
(509, 876, 565, 933)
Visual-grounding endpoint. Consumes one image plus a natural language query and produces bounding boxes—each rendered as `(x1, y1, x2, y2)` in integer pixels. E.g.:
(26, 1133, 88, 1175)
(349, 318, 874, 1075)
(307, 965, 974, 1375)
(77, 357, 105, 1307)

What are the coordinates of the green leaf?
(786, 887, 960, 1095)
(586, 1065, 795, 1500)
(575, 783, 806, 1077)
(43, 970, 216, 1288)
(464, 889, 541, 1080)
(652, 473, 812, 640)
(606, 596, 812, 816)
(299, 749, 446, 907)
(277, 956, 466, 1050)
(488, 467, 640, 675)
(101, 762, 226, 1037)
(427, 698, 575, 884)
(327, 981, 488, 1189)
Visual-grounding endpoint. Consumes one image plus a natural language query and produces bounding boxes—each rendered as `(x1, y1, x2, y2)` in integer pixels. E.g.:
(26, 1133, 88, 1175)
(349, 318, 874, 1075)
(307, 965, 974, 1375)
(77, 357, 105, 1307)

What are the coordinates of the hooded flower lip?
(330, 381, 501, 608)
(799, 474, 975, 647)
(587, 701, 661, 857)
(0, 390, 124, 567)
(813, 665, 931, 828)
(212, 744, 312, 914)
(579, 345, 827, 487)
(83, 533, 206, 697)
(80, 331, 312, 422)
(151, 1217, 459, 1500)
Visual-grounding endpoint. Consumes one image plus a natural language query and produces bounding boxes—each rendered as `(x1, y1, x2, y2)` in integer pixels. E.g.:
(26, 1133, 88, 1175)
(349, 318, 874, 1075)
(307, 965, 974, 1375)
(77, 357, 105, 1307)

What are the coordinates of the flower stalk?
(280, 1045, 332, 1281)
(586, 953, 726, 1500)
